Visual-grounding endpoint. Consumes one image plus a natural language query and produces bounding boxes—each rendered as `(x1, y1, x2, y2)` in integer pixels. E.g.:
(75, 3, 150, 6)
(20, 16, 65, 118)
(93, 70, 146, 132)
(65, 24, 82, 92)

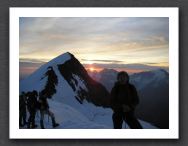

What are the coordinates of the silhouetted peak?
(100, 68, 118, 74)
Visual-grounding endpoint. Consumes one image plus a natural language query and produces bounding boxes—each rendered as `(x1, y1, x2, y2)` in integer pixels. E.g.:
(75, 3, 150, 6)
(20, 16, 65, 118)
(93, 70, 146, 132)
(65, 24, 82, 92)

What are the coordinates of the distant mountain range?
(88, 68, 169, 128)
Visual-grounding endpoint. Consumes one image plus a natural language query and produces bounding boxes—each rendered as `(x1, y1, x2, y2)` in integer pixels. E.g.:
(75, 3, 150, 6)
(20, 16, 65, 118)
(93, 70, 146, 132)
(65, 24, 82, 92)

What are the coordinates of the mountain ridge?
(20, 52, 110, 107)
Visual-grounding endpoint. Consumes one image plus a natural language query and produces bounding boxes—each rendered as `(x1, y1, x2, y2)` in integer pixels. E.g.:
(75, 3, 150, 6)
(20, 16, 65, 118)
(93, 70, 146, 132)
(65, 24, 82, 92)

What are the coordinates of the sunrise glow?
(19, 17, 169, 79)
(89, 67, 95, 72)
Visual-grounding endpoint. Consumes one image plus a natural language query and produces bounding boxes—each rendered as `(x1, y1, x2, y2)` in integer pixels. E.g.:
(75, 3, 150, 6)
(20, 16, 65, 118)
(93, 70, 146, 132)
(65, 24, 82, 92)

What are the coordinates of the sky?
(19, 17, 169, 79)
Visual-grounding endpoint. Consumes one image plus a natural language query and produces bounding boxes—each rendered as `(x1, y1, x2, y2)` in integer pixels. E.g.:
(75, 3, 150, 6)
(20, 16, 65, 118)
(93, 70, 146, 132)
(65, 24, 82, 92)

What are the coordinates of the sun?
(89, 67, 95, 72)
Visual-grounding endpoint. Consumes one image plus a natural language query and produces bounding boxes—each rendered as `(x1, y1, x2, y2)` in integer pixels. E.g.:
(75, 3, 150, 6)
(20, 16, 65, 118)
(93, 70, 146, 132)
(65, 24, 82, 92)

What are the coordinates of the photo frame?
(9, 7, 179, 139)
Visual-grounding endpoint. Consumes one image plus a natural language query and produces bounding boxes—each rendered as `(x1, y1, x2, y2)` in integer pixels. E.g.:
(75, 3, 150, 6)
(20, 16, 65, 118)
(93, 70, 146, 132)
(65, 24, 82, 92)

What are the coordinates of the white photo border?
(9, 7, 179, 139)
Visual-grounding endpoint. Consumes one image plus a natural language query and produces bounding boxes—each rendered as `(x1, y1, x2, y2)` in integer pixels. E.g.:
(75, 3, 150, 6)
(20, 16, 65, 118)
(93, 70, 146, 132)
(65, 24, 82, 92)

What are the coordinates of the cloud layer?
(20, 17, 169, 65)
(19, 17, 169, 79)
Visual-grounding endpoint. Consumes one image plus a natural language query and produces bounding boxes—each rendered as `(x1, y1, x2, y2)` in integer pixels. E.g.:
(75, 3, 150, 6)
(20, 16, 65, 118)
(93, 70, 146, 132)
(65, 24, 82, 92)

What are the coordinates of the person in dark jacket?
(38, 92, 59, 129)
(19, 92, 27, 127)
(27, 90, 38, 128)
(111, 71, 142, 129)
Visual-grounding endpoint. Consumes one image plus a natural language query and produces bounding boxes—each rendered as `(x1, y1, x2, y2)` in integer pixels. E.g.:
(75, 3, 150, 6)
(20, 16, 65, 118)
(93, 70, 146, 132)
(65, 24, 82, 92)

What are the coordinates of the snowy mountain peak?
(20, 52, 110, 107)
(131, 69, 168, 79)
(47, 52, 72, 66)
(130, 69, 169, 89)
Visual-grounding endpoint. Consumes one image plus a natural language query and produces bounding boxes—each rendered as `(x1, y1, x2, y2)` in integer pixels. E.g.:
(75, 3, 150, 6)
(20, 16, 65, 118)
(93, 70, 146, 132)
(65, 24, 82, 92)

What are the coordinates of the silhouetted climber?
(111, 71, 142, 129)
(19, 92, 27, 127)
(41, 66, 58, 99)
(27, 90, 39, 129)
(38, 92, 59, 129)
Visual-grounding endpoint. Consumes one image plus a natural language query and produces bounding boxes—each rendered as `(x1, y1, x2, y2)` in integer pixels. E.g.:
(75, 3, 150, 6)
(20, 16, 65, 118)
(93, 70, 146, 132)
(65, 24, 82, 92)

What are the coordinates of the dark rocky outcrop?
(58, 53, 110, 107)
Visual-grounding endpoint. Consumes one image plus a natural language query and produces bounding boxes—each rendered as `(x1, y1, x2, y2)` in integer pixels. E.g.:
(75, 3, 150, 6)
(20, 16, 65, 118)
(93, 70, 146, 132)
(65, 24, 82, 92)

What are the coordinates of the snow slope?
(20, 52, 71, 92)
(22, 99, 157, 129)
